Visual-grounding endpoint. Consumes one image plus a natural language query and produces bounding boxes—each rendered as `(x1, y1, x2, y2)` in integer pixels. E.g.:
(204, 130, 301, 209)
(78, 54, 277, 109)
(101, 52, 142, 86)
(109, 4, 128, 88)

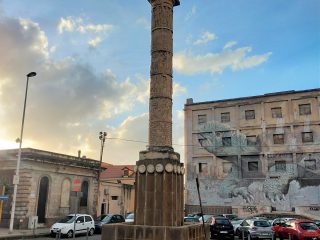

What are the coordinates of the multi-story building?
(184, 89, 320, 217)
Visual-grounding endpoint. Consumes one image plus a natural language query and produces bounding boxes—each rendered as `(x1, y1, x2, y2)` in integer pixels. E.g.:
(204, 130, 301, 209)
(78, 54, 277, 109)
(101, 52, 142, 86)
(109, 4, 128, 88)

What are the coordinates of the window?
(111, 196, 119, 200)
(76, 216, 84, 223)
(305, 159, 316, 170)
(223, 162, 232, 173)
(271, 107, 282, 118)
(123, 169, 129, 177)
(302, 132, 313, 143)
(85, 216, 92, 222)
(273, 134, 284, 144)
(275, 161, 286, 172)
(199, 163, 207, 173)
(299, 104, 311, 115)
(222, 137, 232, 146)
(221, 112, 230, 123)
(245, 110, 255, 120)
(198, 114, 207, 125)
(246, 136, 257, 146)
(248, 161, 258, 172)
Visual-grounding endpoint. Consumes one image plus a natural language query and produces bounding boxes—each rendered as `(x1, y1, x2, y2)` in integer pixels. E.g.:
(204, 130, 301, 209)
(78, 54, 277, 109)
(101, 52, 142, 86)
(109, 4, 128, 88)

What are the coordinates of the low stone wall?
(102, 223, 210, 240)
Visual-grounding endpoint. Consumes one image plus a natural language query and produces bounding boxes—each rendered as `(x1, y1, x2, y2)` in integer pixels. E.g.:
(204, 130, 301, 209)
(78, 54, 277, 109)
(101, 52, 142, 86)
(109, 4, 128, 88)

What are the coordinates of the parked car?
(236, 219, 274, 240)
(184, 216, 200, 223)
(50, 214, 95, 238)
(231, 218, 244, 234)
(198, 214, 216, 223)
(94, 214, 125, 233)
(273, 219, 320, 240)
(222, 214, 238, 220)
(210, 216, 234, 239)
(125, 213, 134, 223)
(314, 219, 320, 228)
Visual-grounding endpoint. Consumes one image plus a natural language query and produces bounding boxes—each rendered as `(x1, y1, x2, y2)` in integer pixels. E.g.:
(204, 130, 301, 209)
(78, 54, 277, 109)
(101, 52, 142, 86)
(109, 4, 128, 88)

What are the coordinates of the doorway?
(37, 176, 49, 223)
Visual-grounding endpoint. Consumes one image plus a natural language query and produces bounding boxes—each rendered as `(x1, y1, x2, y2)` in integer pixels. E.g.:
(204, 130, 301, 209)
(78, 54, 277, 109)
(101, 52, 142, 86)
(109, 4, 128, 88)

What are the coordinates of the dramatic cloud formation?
(0, 13, 158, 163)
(173, 47, 272, 75)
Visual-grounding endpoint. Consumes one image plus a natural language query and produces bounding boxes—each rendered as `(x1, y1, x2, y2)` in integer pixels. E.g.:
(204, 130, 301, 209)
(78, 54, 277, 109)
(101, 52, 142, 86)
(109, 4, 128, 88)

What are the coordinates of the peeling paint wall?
(184, 89, 320, 215)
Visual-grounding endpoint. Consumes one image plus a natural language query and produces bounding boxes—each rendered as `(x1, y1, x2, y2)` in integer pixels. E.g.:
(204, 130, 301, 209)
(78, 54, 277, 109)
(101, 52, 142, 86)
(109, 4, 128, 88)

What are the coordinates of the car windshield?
(254, 221, 271, 227)
(216, 219, 230, 225)
(299, 222, 319, 230)
(231, 220, 243, 225)
(126, 213, 134, 219)
(96, 214, 112, 222)
(57, 215, 75, 223)
(185, 218, 199, 222)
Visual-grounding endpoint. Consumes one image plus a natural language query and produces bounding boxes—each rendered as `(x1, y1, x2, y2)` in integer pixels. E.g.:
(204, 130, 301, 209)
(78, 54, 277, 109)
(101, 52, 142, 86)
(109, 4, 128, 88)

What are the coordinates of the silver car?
(236, 219, 274, 240)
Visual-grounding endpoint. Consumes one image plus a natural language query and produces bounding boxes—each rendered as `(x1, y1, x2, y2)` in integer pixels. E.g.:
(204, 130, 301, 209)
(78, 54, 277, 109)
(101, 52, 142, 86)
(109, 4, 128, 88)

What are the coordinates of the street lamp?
(97, 131, 107, 216)
(9, 72, 37, 233)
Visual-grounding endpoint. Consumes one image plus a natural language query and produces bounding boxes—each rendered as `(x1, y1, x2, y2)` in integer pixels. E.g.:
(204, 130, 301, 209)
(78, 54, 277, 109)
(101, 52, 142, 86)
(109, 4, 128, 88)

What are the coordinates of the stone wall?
(102, 223, 210, 240)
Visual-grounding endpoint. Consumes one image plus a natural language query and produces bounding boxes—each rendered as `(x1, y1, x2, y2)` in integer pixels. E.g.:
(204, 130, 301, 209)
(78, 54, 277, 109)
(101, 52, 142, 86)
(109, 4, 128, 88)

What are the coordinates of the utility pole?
(97, 132, 107, 216)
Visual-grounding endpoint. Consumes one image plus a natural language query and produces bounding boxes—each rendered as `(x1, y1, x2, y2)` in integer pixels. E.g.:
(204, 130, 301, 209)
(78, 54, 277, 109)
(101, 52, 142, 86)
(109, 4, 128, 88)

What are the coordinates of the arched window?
(80, 180, 89, 206)
(60, 179, 71, 207)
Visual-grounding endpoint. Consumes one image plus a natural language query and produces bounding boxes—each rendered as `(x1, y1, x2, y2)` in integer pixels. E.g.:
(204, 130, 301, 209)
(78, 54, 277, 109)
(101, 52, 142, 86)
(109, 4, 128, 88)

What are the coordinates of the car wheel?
(292, 236, 298, 240)
(66, 230, 73, 238)
(89, 228, 94, 236)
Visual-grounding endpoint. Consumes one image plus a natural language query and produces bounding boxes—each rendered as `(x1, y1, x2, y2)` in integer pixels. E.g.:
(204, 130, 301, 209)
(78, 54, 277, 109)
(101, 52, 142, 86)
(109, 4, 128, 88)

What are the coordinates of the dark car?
(210, 216, 234, 239)
(94, 214, 125, 233)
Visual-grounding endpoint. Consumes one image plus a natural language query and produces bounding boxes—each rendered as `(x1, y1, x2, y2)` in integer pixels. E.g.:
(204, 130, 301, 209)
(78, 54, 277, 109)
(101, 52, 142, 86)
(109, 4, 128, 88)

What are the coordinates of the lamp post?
(9, 72, 37, 233)
(97, 131, 107, 216)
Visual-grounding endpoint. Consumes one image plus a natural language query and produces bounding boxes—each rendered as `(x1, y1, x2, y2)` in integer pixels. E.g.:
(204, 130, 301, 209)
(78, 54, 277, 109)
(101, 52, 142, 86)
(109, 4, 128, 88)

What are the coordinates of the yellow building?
(98, 165, 135, 217)
(184, 89, 320, 217)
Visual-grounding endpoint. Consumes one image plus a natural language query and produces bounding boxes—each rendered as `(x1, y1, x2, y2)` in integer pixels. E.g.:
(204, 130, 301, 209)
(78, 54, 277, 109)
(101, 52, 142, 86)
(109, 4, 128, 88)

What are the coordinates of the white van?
(50, 214, 95, 238)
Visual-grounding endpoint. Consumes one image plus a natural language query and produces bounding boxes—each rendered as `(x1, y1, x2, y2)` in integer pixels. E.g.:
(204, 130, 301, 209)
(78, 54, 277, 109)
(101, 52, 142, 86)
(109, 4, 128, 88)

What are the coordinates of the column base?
(101, 223, 208, 240)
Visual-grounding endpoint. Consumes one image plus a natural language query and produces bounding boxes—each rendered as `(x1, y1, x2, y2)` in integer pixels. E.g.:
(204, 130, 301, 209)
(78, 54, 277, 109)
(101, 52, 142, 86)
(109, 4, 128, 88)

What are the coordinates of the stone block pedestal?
(102, 223, 208, 240)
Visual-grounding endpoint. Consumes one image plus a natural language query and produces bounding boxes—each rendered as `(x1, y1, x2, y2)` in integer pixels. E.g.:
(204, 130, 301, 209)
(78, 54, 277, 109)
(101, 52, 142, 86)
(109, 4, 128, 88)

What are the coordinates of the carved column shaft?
(148, 0, 175, 151)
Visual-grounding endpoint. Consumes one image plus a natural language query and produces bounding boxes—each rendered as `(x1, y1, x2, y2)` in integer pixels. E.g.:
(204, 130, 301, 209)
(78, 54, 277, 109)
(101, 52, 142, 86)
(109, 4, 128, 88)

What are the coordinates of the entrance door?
(37, 176, 49, 223)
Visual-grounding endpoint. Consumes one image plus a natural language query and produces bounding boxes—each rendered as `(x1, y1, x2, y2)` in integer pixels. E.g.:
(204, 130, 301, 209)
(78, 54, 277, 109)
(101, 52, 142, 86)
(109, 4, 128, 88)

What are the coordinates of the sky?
(0, 0, 319, 165)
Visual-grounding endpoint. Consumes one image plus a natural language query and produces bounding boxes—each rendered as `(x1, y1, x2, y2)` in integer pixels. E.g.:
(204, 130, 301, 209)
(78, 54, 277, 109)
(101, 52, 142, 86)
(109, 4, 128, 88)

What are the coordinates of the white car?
(50, 214, 95, 238)
(125, 213, 134, 223)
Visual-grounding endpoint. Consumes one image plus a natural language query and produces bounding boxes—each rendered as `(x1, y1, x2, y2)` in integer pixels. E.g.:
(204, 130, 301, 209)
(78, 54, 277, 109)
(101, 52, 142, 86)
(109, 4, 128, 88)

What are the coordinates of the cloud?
(88, 36, 102, 48)
(0, 14, 150, 164)
(57, 16, 113, 48)
(57, 17, 113, 34)
(194, 31, 216, 45)
(173, 47, 272, 75)
(223, 41, 237, 50)
(57, 17, 77, 34)
(185, 5, 197, 21)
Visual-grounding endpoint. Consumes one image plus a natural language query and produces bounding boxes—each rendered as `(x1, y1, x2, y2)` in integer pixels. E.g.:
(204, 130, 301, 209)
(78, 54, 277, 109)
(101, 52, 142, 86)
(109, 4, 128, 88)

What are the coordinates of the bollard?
(55, 229, 61, 240)
(242, 230, 245, 240)
(86, 227, 89, 240)
(248, 233, 251, 240)
(288, 233, 291, 240)
(33, 219, 36, 237)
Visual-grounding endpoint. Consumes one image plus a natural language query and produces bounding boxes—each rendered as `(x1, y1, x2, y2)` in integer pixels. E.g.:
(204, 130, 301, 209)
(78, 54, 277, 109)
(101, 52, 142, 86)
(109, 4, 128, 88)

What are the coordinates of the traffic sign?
(0, 195, 9, 201)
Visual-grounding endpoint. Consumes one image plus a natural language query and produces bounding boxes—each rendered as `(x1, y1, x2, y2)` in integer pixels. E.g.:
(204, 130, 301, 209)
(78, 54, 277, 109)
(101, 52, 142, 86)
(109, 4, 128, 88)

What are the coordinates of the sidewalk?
(0, 228, 50, 239)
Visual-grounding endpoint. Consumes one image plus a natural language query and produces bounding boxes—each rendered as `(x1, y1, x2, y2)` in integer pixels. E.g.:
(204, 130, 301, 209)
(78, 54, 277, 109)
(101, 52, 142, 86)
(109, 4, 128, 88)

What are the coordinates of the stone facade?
(0, 148, 99, 229)
(98, 165, 135, 217)
(184, 89, 320, 217)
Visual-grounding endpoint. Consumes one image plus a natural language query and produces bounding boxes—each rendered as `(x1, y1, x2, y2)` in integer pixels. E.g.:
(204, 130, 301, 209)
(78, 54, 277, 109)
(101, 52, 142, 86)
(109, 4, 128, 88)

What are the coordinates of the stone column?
(148, 0, 179, 151)
(134, 0, 184, 227)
